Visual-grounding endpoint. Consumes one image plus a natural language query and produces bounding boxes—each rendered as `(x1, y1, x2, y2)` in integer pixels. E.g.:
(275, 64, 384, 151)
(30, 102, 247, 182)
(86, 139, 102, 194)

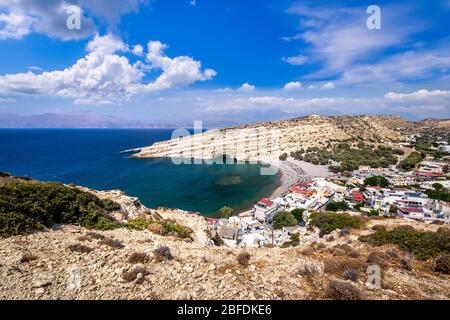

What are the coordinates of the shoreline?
(268, 159, 331, 199)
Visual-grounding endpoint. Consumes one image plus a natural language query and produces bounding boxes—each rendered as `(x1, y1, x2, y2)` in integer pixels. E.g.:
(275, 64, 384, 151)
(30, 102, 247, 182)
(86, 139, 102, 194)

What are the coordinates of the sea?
(0, 129, 280, 216)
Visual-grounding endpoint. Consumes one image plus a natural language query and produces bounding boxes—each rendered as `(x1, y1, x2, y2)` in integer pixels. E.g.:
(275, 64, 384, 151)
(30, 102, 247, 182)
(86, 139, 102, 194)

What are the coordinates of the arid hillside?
(131, 115, 409, 162)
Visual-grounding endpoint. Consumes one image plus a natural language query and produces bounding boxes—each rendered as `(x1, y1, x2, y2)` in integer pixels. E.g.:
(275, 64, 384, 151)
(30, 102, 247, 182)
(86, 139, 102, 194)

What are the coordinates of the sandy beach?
(270, 159, 331, 198)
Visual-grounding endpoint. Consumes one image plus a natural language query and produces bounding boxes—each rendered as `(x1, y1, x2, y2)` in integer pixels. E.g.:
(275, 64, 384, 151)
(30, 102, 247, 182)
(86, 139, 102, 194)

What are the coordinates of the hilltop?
(131, 115, 411, 162)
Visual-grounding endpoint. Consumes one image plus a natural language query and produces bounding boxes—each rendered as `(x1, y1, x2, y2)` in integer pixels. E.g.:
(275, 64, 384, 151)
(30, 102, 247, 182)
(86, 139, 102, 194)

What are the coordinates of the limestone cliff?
(131, 115, 407, 162)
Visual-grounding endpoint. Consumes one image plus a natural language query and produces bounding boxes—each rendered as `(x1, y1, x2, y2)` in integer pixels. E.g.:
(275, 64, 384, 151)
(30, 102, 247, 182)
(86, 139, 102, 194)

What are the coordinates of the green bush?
(364, 176, 390, 187)
(219, 206, 234, 219)
(0, 182, 120, 237)
(272, 211, 298, 229)
(290, 208, 305, 223)
(309, 212, 364, 237)
(325, 201, 349, 212)
(279, 153, 288, 161)
(397, 151, 424, 171)
(360, 229, 450, 260)
(126, 218, 193, 239)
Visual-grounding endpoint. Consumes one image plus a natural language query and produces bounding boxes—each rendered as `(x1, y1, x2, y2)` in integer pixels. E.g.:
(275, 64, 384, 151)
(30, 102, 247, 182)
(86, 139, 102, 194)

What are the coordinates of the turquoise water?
(0, 129, 279, 216)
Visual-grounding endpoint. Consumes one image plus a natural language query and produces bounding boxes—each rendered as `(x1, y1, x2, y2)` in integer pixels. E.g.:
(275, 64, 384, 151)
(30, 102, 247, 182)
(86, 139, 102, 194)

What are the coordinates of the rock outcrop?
(131, 115, 407, 162)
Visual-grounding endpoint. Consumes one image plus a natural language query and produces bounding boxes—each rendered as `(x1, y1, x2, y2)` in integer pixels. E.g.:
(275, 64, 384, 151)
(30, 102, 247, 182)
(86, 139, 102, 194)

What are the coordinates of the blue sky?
(0, 0, 449, 125)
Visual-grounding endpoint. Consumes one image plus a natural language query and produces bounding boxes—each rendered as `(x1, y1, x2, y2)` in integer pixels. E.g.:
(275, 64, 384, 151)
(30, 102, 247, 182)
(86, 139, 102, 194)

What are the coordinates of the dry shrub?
(371, 225, 386, 232)
(147, 223, 165, 235)
(153, 246, 173, 262)
(326, 280, 363, 300)
(128, 252, 148, 264)
(332, 248, 346, 257)
(366, 250, 390, 268)
(343, 269, 359, 282)
(20, 253, 38, 263)
(437, 227, 450, 236)
(386, 250, 399, 259)
(76, 235, 92, 242)
(237, 251, 251, 267)
(86, 231, 105, 240)
(432, 255, 450, 274)
(122, 266, 150, 282)
(298, 262, 321, 277)
(99, 237, 124, 249)
(324, 257, 366, 275)
(394, 225, 415, 232)
(317, 243, 326, 250)
(400, 257, 412, 271)
(339, 228, 351, 237)
(301, 247, 314, 256)
(68, 244, 93, 253)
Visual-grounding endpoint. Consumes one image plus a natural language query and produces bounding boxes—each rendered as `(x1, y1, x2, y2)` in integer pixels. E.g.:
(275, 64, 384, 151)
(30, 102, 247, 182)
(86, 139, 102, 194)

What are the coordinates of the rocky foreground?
(1, 186, 449, 300)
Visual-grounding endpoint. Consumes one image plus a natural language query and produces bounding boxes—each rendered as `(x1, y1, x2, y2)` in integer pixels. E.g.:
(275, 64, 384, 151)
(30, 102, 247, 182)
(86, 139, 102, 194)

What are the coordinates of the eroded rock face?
(131, 115, 407, 161)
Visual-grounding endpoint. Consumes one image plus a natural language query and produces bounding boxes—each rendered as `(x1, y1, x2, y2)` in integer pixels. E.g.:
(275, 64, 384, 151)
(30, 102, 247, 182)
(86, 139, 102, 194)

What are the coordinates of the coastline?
(269, 159, 331, 199)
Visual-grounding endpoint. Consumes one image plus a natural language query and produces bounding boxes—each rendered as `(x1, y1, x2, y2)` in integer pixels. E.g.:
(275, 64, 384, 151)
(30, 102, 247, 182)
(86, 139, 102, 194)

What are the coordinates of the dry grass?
(68, 244, 93, 254)
(128, 252, 148, 264)
(366, 250, 390, 268)
(98, 237, 125, 249)
(147, 223, 165, 235)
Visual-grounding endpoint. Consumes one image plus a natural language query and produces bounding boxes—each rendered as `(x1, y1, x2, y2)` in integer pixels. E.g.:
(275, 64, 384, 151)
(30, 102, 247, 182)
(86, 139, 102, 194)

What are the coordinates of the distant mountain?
(0, 111, 167, 128)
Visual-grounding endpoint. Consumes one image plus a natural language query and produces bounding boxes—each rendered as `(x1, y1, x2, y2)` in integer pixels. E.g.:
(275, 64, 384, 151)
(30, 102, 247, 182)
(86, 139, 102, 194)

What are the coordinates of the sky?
(0, 0, 449, 126)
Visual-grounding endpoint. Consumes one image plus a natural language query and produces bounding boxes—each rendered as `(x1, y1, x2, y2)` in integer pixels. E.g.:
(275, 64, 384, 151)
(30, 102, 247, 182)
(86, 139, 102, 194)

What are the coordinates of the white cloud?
(384, 89, 450, 101)
(281, 54, 308, 66)
(282, 54, 308, 66)
(202, 89, 450, 119)
(86, 33, 128, 54)
(190, 0, 196, 6)
(132, 44, 144, 56)
(0, 35, 216, 104)
(320, 82, 335, 90)
(238, 83, 256, 92)
(0, 0, 149, 40)
(339, 47, 450, 85)
(284, 81, 302, 90)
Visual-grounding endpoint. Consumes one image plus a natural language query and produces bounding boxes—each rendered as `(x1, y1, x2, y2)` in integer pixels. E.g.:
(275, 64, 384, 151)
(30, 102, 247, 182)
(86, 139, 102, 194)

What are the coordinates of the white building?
(253, 198, 279, 224)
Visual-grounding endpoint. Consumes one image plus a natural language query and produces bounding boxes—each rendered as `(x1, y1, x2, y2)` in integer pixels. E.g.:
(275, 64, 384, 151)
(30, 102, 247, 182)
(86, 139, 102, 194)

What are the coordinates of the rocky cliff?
(131, 115, 408, 162)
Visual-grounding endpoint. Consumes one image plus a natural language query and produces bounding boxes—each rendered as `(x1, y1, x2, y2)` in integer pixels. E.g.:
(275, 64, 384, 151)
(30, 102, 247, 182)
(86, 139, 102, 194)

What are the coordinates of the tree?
(325, 201, 349, 212)
(364, 176, 390, 187)
(272, 211, 298, 229)
(432, 183, 444, 190)
(279, 153, 288, 161)
(219, 206, 234, 219)
(290, 208, 305, 223)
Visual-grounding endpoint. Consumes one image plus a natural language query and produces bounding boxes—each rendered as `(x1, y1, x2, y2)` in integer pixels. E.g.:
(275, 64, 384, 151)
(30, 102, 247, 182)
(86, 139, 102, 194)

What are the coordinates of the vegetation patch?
(128, 252, 148, 264)
(326, 280, 363, 300)
(360, 229, 450, 260)
(272, 211, 298, 229)
(126, 218, 193, 239)
(20, 253, 38, 263)
(325, 201, 349, 212)
(237, 251, 251, 267)
(309, 212, 364, 237)
(397, 151, 424, 171)
(153, 246, 174, 262)
(98, 237, 125, 249)
(0, 182, 121, 237)
(68, 244, 93, 254)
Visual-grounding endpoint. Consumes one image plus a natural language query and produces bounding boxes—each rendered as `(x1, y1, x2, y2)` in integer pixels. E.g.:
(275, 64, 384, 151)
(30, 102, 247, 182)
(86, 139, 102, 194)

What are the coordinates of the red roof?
(207, 218, 219, 223)
(297, 182, 312, 187)
(352, 192, 364, 202)
(399, 207, 423, 213)
(258, 198, 274, 207)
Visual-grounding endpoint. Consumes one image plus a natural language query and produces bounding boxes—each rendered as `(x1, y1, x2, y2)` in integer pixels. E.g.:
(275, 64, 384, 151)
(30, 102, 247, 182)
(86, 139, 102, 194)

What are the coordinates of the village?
(208, 140, 450, 248)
